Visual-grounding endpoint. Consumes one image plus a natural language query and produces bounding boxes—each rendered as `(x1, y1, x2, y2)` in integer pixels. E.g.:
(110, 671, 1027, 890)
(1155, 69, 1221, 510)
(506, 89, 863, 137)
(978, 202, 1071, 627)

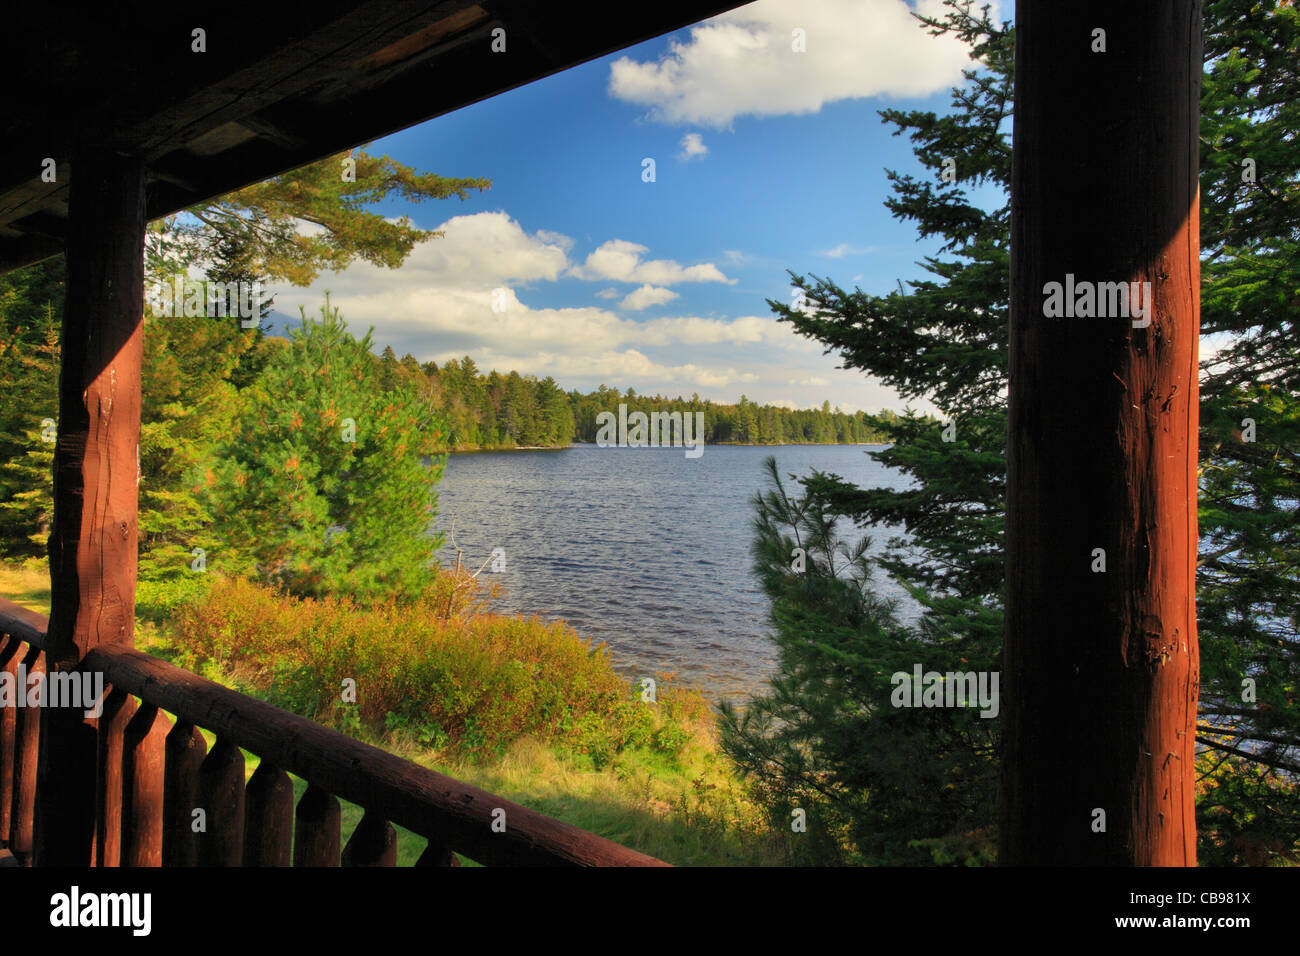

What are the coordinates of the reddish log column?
(1001, 3, 1201, 864)
(34, 151, 146, 865)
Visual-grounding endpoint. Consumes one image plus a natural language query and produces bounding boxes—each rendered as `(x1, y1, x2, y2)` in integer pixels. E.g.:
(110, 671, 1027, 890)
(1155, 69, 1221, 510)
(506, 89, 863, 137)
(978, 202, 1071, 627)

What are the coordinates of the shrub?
(172, 572, 703, 760)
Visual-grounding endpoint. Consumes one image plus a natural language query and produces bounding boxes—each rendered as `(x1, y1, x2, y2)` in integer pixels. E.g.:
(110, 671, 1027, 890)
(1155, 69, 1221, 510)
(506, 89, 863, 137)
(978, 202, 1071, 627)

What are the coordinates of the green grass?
(0, 558, 50, 612)
(201, 730, 783, 866)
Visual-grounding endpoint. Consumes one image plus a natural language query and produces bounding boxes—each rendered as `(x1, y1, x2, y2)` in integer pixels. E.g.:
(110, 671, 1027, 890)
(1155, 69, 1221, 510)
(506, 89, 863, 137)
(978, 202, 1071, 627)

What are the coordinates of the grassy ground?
(1, 559, 784, 866)
(0, 558, 50, 611)
(207, 731, 775, 867)
(179, 658, 782, 867)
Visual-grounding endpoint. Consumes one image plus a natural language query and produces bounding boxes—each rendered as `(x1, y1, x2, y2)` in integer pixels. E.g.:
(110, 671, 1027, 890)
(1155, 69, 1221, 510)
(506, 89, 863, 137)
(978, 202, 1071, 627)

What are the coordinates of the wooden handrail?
(0, 597, 668, 867)
(0, 600, 47, 648)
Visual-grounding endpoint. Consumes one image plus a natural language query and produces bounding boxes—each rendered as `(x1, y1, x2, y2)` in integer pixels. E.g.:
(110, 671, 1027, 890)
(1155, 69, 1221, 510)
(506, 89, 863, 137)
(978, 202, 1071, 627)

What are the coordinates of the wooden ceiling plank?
(7, 210, 68, 240)
(124, 3, 462, 160)
(351, 4, 490, 71)
(0, 1, 749, 275)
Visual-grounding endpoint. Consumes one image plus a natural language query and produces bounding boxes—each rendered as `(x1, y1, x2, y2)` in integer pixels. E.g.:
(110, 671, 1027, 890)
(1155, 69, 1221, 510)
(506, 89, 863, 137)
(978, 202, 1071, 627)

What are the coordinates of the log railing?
(0, 597, 667, 867)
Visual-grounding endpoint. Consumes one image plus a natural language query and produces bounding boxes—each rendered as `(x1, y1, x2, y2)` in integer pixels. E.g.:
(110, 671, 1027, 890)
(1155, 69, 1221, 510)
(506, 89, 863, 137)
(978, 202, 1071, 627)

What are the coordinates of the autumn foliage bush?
(172, 572, 707, 761)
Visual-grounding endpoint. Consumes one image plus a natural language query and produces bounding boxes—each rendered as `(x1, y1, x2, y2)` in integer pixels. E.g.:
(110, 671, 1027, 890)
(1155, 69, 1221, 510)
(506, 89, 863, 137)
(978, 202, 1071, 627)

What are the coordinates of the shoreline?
(434, 440, 891, 454)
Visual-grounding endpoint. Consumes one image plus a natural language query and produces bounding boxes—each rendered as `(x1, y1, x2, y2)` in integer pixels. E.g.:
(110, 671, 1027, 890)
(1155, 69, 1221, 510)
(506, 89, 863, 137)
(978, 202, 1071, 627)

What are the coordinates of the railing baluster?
(163, 720, 206, 866)
(121, 702, 170, 866)
(341, 810, 397, 866)
(244, 760, 293, 866)
(10, 645, 43, 865)
(293, 784, 340, 867)
(416, 839, 461, 867)
(0, 636, 20, 848)
(197, 737, 244, 866)
(93, 687, 135, 866)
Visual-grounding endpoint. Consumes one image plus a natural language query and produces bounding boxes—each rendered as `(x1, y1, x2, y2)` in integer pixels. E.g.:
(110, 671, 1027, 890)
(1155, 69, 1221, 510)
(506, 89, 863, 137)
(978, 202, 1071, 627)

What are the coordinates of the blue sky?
(267, 0, 1007, 415)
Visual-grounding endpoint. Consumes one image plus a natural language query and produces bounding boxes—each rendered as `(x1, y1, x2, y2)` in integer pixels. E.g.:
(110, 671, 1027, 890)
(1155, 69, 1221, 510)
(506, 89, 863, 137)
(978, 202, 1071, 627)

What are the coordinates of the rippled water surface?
(433, 444, 913, 701)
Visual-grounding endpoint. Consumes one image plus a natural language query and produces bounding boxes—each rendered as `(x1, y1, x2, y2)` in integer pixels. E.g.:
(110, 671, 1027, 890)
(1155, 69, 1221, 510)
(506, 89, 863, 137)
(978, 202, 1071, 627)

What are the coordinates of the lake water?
(432, 443, 914, 702)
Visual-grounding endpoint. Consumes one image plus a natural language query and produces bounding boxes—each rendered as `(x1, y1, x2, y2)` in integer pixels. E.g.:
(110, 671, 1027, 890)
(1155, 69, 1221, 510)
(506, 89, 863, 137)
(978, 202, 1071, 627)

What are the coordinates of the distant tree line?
(377, 347, 894, 450)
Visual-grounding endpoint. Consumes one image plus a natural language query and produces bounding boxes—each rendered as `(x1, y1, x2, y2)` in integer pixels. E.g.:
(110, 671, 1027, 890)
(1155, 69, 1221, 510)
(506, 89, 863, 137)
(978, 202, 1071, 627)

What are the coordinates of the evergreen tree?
(157, 148, 490, 286)
(0, 267, 61, 556)
(1191, 0, 1300, 863)
(205, 297, 446, 602)
(378, 345, 401, 393)
(722, 2, 1012, 864)
(137, 305, 269, 591)
(722, 456, 997, 865)
(0, 422, 55, 554)
(729, 0, 1299, 864)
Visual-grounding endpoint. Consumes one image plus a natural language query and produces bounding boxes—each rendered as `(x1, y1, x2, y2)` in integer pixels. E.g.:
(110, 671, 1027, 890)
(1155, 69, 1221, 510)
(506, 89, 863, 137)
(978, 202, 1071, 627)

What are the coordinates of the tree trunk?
(1002, 1, 1202, 865)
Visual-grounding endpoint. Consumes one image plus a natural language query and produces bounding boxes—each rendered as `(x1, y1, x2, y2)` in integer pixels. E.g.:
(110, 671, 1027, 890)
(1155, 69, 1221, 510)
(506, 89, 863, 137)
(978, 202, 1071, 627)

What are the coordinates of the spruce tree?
(1192, 0, 1300, 863)
(720, 2, 1011, 865)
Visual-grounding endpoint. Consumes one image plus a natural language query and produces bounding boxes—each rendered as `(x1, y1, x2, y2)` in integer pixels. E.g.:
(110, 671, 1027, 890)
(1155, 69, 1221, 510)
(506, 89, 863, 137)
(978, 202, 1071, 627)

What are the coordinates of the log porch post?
(1001, 2, 1202, 864)
(34, 148, 146, 865)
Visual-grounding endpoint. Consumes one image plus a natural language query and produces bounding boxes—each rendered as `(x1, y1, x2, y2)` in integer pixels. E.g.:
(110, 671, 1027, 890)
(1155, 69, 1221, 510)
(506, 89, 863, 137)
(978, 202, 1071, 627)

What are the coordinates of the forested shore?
(377, 347, 893, 451)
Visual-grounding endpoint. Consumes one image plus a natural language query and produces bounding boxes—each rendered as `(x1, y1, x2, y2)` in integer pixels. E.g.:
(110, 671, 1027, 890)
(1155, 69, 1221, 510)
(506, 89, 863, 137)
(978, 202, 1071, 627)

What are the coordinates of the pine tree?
(722, 456, 997, 864)
(0, 423, 55, 554)
(205, 297, 446, 602)
(0, 269, 62, 556)
(156, 148, 490, 287)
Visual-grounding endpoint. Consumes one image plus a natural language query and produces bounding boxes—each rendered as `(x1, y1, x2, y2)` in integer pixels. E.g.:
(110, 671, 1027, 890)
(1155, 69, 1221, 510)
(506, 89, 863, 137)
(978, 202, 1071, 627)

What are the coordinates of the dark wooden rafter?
(5, 211, 68, 241)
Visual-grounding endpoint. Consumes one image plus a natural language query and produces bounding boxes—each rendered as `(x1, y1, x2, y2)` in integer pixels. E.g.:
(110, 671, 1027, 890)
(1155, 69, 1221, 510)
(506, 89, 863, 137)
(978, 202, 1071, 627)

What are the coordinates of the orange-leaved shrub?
(171, 572, 702, 760)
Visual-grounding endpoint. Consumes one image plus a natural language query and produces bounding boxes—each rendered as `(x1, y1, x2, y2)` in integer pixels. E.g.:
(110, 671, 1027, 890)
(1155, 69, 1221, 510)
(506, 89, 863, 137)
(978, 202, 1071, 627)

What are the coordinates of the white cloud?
(819, 243, 877, 258)
(270, 213, 793, 382)
(534, 229, 575, 252)
(639, 314, 815, 348)
(678, 132, 709, 160)
(608, 0, 982, 128)
(375, 210, 570, 286)
(569, 239, 734, 285)
(621, 284, 680, 310)
(267, 210, 909, 409)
